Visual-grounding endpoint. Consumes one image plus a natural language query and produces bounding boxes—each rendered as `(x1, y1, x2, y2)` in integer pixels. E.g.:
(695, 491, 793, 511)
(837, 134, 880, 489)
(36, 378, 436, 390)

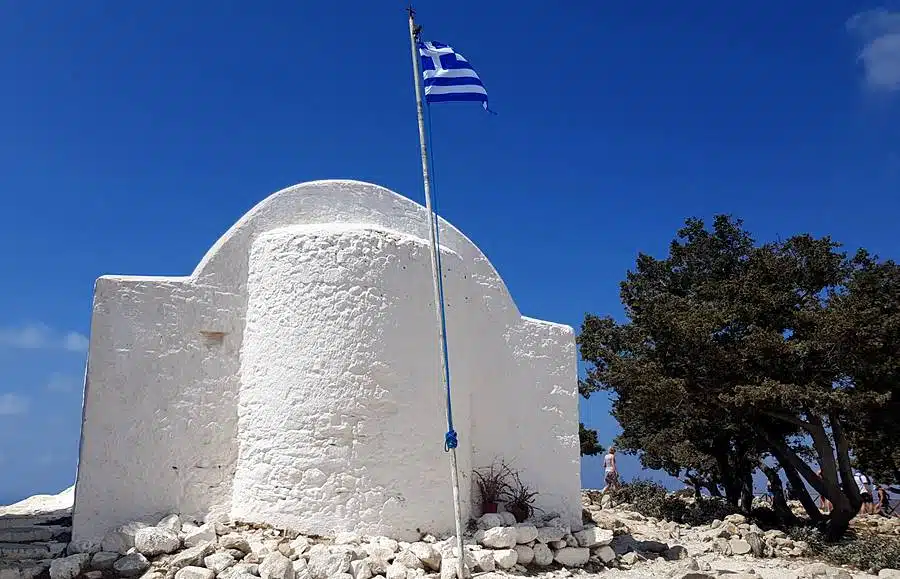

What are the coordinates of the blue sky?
(1, 1, 899, 505)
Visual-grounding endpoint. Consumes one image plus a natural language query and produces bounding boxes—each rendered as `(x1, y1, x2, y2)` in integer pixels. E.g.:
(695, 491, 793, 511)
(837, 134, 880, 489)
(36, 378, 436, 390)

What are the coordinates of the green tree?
(578, 215, 899, 539)
(579, 423, 604, 456)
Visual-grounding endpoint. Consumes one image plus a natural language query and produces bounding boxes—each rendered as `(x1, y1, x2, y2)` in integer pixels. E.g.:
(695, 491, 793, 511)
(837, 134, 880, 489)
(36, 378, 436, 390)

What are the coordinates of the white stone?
(288, 536, 311, 556)
(112, 553, 151, 578)
(554, 547, 590, 567)
(879, 571, 900, 579)
(170, 542, 217, 571)
(470, 549, 495, 572)
(49, 554, 90, 579)
(408, 543, 441, 571)
(101, 522, 149, 554)
(219, 533, 252, 553)
(492, 549, 518, 569)
(158, 514, 182, 531)
(386, 563, 408, 579)
(536, 526, 566, 543)
(573, 527, 613, 548)
(184, 524, 217, 547)
(71, 180, 582, 549)
(308, 549, 351, 579)
(336, 532, 362, 545)
(260, 552, 295, 579)
(514, 545, 534, 566)
(175, 567, 215, 579)
(205, 552, 237, 573)
(439, 558, 470, 579)
(134, 526, 181, 555)
(350, 559, 373, 579)
(481, 527, 517, 549)
(532, 544, 553, 567)
(90, 551, 120, 570)
(393, 550, 423, 570)
(476, 514, 503, 530)
(729, 539, 752, 555)
(499, 512, 517, 526)
(594, 545, 616, 564)
(514, 525, 538, 544)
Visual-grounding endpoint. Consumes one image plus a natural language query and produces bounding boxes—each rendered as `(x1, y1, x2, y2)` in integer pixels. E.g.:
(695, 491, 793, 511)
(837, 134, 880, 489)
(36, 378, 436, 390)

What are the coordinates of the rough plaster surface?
(72, 180, 580, 551)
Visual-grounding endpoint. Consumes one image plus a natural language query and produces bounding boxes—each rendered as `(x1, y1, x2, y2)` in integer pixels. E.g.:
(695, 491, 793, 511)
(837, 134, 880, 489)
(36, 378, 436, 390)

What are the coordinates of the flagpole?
(407, 7, 467, 579)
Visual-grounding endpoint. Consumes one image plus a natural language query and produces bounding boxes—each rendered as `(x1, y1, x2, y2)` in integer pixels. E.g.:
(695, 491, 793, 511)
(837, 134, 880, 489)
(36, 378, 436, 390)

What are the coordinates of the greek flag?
(418, 41, 489, 110)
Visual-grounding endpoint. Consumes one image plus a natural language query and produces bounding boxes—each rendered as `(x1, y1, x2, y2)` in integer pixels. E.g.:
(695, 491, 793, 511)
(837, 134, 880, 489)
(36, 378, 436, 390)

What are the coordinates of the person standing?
(854, 470, 874, 515)
(601, 446, 619, 493)
(876, 485, 890, 517)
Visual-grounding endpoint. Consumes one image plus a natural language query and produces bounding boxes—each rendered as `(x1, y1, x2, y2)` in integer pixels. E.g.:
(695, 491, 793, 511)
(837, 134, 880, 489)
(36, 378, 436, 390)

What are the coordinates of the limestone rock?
(204, 552, 236, 573)
(135, 527, 181, 556)
(879, 571, 900, 579)
(620, 552, 641, 565)
(289, 536, 311, 557)
(492, 549, 518, 569)
(553, 547, 589, 567)
(407, 543, 440, 571)
(470, 549, 495, 572)
(514, 524, 538, 544)
(350, 559, 373, 579)
(90, 551, 120, 570)
(101, 522, 149, 554)
(83, 571, 103, 579)
(499, 512, 517, 526)
(729, 539, 752, 556)
(573, 527, 613, 548)
(112, 553, 151, 578)
(49, 554, 90, 579)
(158, 514, 182, 531)
(385, 563, 407, 579)
(170, 542, 216, 571)
(438, 557, 470, 579)
(476, 514, 503, 530)
(535, 526, 566, 544)
(175, 567, 215, 579)
(594, 545, 616, 564)
(532, 543, 553, 567)
(393, 550, 423, 570)
(184, 524, 216, 548)
(513, 545, 534, 566)
(260, 552, 295, 579)
(481, 527, 517, 549)
(335, 532, 362, 546)
(307, 548, 351, 579)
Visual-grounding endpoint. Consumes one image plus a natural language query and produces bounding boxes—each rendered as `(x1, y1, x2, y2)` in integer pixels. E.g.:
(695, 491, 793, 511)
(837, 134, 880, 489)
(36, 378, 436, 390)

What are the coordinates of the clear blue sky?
(1, 1, 898, 505)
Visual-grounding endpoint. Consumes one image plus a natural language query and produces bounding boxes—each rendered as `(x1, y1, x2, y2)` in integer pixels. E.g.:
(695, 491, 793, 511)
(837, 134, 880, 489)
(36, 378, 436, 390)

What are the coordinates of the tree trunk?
(760, 462, 797, 525)
(761, 435, 824, 523)
(704, 481, 723, 498)
(740, 468, 754, 513)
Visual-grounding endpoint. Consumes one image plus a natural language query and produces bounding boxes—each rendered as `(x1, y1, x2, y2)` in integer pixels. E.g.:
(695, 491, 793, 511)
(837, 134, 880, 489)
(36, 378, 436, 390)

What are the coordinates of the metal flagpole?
(406, 7, 467, 579)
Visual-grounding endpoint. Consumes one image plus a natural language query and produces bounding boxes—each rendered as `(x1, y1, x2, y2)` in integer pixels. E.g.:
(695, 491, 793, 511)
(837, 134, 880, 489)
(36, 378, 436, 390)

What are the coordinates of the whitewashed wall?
(72, 180, 580, 550)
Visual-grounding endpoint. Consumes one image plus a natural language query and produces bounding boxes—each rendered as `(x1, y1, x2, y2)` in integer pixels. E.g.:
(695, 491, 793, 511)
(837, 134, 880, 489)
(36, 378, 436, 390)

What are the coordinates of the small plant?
(503, 470, 539, 523)
(473, 461, 513, 513)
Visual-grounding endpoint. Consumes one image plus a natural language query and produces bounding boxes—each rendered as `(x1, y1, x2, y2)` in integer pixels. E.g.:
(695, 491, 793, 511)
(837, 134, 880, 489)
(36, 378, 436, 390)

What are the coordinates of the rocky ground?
(1, 488, 898, 579)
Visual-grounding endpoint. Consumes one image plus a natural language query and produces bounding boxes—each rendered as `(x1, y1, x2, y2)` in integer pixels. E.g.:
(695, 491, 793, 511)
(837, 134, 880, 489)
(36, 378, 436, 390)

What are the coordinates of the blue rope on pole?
(426, 104, 458, 453)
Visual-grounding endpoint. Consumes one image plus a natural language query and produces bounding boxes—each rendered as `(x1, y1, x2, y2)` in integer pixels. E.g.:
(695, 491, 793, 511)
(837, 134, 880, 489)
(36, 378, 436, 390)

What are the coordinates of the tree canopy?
(577, 215, 900, 539)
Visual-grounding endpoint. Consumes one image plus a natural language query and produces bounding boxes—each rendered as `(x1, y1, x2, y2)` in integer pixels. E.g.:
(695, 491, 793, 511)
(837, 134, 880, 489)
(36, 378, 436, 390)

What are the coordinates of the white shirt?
(604, 453, 615, 472)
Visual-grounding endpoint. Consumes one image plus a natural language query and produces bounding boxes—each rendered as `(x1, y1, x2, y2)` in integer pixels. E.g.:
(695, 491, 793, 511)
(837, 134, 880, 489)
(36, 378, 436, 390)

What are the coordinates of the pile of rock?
(52, 510, 654, 579)
(698, 514, 809, 559)
(852, 515, 900, 536)
(0, 486, 74, 579)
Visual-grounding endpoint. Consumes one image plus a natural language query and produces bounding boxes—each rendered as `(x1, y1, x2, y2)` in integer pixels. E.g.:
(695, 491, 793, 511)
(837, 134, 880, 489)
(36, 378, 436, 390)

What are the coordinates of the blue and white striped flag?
(418, 41, 490, 111)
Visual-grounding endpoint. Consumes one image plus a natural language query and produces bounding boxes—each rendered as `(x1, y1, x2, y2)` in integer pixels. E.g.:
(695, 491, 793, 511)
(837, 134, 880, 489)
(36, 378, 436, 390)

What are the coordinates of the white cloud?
(0, 394, 29, 416)
(62, 332, 89, 353)
(848, 8, 900, 92)
(46, 373, 80, 394)
(0, 323, 88, 353)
